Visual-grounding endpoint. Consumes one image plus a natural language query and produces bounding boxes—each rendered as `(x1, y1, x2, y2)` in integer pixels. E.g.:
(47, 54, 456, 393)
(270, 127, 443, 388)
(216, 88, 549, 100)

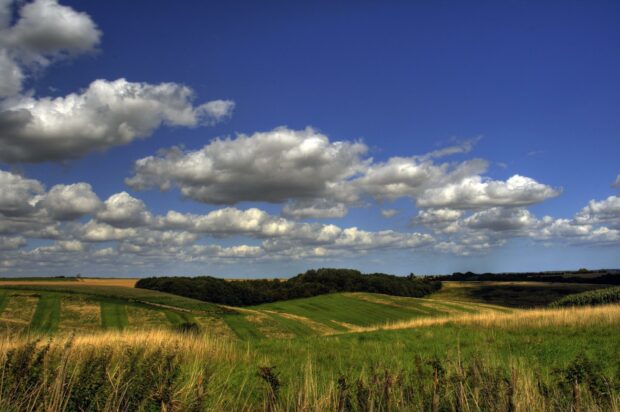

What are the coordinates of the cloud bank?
(0, 0, 233, 163)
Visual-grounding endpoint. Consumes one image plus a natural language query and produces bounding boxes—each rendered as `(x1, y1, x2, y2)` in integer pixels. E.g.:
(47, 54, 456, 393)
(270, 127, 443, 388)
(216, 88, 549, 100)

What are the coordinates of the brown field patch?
(60, 297, 101, 331)
(127, 305, 168, 329)
(79, 278, 138, 287)
(0, 295, 38, 331)
(245, 313, 295, 339)
(0, 278, 138, 288)
(194, 316, 237, 339)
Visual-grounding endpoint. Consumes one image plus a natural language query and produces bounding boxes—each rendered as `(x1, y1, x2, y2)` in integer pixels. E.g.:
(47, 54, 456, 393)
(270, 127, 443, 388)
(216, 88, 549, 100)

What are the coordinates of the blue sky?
(0, 0, 619, 277)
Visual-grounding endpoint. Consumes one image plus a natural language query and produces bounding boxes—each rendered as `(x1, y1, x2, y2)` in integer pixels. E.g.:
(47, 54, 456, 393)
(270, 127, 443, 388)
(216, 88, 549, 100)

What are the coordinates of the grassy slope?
(222, 291, 512, 339)
(0, 284, 224, 314)
(0, 286, 226, 333)
(0, 280, 619, 409)
(0, 280, 613, 340)
(243, 307, 620, 391)
(3, 304, 616, 410)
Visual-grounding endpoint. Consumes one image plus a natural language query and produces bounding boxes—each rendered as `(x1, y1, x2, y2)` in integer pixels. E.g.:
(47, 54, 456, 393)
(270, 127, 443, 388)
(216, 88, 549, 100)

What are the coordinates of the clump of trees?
(136, 268, 441, 306)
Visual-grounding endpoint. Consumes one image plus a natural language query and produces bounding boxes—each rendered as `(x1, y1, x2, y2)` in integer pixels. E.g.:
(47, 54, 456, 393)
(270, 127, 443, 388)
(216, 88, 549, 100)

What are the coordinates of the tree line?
(429, 269, 620, 285)
(135, 268, 441, 306)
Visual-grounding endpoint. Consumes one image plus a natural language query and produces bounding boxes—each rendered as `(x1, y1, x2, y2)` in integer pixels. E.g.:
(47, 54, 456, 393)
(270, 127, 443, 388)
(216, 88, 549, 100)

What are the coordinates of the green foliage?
(436, 269, 620, 284)
(434, 282, 610, 307)
(119, 348, 181, 411)
(550, 287, 620, 307)
(136, 268, 442, 306)
(0, 339, 51, 406)
(66, 347, 112, 411)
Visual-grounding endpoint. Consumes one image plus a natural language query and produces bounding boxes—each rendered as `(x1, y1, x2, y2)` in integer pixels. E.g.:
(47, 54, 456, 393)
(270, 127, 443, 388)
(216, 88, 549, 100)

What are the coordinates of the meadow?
(0, 278, 618, 411)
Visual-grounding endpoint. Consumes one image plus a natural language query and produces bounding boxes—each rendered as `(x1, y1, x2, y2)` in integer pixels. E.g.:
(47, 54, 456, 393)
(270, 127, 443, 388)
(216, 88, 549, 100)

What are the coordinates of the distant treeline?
(429, 269, 620, 285)
(136, 268, 441, 306)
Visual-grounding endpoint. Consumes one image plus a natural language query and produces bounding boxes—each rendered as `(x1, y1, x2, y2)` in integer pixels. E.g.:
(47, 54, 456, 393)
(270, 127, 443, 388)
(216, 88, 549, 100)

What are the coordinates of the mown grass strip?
(222, 314, 264, 340)
(0, 293, 7, 315)
(30, 294, 61, 333)
(164, 310, 194, 325)
(265, 312, 316, 337)
(100, 301, 128, 330)
(255, 293, 433, 329)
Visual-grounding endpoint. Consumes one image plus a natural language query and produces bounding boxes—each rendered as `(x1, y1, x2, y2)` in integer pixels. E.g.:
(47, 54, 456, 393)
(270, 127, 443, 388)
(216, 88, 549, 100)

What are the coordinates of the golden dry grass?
(0, 278, 138, 287)
(78, 278, 138, 287)
(59, 297, 100, 331)
(350, 303, 620, 333)
(0, 328, 238, 365)
(0, 295, 37, 330)
(194, 316, 237, 339)
(126, 305, 168, 329)
(0, 304, 619, 411)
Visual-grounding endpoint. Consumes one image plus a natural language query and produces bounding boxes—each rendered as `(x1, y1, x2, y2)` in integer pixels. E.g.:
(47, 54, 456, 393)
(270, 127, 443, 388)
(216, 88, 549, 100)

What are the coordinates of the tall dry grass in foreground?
(0, 330, 238, 411)
(0, 305, 618, 411)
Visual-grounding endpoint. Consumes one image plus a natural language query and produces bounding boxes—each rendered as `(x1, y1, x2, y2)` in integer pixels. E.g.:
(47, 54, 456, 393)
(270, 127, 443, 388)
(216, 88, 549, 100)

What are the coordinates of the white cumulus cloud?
(126, 127, 367, 204)
(416, 175, 560, 209)
(0, 79, 234, 162)
(96, 192, 152, 228)
(38, 182, 101, 220)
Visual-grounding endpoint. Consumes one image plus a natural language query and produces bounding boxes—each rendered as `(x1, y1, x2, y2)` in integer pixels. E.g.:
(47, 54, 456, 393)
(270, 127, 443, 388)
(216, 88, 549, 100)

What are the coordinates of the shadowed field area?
(428, 281, 611, 307)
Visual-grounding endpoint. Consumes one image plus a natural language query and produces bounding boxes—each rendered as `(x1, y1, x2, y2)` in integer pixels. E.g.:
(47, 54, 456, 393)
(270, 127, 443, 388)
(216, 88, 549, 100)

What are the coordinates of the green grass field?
(30, 294, 61, 332)
(0, 280, 619, 410)
(219, 291, 513, 339)
(0, 281, 613, 339)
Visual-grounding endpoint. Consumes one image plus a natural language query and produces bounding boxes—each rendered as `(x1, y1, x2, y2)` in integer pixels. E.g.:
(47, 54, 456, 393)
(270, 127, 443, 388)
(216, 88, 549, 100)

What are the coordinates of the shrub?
(549, 287, 620, 307)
